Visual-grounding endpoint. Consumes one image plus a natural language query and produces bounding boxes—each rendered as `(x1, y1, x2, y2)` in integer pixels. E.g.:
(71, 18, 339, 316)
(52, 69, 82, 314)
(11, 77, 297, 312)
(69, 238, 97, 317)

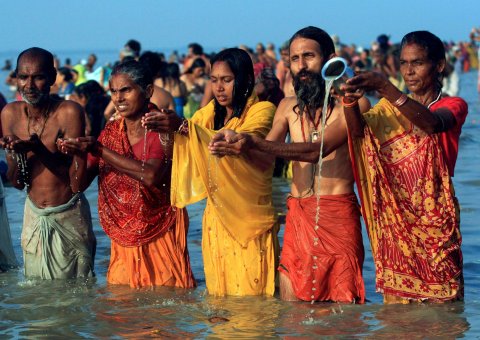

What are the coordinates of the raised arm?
(343, 71, 456, 134)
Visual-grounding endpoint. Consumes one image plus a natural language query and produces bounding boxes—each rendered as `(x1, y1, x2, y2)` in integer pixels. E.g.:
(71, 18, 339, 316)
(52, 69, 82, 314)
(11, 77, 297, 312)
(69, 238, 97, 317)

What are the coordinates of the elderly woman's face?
(400, 43, 441, 94)
(109, 73, 150, 118)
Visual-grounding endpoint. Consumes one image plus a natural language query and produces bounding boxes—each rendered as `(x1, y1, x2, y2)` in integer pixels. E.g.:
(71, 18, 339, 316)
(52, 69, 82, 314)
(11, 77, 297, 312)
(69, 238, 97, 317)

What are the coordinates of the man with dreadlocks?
(210, 26, 370, 303)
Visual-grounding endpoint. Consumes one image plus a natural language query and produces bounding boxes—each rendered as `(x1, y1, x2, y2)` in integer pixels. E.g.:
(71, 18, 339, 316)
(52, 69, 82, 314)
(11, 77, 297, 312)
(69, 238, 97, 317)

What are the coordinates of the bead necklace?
(300, 105, 332, 142)
(26, 101, 51, 140)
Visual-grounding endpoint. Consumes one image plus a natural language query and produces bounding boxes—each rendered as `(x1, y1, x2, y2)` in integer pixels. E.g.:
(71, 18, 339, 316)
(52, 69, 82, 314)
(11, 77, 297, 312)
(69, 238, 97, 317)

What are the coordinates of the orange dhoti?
(279, 193, 365, 303)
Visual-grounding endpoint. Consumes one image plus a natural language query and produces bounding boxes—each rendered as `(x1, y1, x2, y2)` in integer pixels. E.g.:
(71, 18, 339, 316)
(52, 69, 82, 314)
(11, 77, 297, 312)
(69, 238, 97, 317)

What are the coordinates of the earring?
(244, 89, 249, 97)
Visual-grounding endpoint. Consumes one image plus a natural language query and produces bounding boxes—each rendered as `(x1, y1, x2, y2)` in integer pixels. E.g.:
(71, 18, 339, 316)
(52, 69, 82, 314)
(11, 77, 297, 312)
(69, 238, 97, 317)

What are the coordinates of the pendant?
(311, 130, 319, 142)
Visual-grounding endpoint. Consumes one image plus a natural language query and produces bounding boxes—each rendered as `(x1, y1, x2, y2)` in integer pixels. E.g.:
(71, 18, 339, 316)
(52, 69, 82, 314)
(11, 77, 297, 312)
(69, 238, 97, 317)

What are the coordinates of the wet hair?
(110, 59, 153, 92)
(125, 39, 141, 57)
(401, 31, 446, 89)
(186, 58, 206, 74)
(289, 26, 335, 61)
(15, 47, 56, 83)
(57, 67, 73, 82)
(210, 48, 254, 129)
(188, 43, 204, 56)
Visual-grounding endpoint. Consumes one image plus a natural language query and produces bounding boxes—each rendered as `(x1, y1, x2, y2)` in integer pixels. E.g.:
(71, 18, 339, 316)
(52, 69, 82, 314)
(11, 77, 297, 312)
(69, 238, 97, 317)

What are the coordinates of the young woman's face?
(210, 61, 235, 110)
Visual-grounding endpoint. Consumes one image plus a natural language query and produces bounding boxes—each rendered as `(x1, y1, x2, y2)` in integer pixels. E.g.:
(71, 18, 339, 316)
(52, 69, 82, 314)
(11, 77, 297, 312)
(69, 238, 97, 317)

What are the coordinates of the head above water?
(125, 39, 141, 58)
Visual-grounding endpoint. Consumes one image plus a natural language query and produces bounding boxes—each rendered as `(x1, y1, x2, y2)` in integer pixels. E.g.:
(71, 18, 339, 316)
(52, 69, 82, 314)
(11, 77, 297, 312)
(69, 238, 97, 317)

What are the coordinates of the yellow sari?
(171, 94, 279, 296)
(348, 98, 463, 302)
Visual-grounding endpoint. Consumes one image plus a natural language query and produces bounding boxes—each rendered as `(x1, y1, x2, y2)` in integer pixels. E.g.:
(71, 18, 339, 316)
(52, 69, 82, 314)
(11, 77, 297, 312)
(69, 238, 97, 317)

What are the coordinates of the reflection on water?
(1, 71, 480, 338)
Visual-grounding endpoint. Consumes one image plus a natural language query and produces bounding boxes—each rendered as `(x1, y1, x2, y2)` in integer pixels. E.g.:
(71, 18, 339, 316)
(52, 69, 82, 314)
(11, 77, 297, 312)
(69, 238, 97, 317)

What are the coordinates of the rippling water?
(1, 71, 479, 338)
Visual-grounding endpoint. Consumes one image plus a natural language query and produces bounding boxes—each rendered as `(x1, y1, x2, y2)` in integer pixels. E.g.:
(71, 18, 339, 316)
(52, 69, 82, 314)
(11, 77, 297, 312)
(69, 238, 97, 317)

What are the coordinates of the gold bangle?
(392, 93, 408, 107)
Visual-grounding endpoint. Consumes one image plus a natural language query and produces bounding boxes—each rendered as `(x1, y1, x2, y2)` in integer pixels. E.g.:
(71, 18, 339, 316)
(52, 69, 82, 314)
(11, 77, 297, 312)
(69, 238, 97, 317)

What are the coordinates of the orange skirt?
(107, 208, 196, 288)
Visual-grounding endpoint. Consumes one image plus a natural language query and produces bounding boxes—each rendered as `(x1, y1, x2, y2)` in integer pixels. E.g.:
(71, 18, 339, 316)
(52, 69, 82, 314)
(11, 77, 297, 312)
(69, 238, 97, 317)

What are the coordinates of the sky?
(1, 0, 480, 56)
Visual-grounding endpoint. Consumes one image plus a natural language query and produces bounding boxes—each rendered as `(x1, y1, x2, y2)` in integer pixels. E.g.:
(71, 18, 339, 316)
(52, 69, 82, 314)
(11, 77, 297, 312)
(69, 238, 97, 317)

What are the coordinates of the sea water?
(0, 61, 479, 338)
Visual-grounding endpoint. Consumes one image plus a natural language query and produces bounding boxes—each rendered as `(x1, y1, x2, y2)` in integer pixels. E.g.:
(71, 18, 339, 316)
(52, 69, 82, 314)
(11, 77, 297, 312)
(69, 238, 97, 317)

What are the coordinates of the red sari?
(349, 98, 465, 301)
(97, 118, 195, 288)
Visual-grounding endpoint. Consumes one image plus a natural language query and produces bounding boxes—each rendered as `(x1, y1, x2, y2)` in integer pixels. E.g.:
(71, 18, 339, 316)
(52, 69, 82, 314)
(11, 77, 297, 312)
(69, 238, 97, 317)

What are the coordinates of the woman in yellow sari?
(341, 31, 467, 303)
(142, 48, 278, 296)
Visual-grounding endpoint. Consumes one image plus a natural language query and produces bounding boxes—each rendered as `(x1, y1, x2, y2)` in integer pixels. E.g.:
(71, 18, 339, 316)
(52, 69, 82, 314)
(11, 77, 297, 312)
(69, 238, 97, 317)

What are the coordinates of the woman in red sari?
(341, 31, 467, 303)
(58, 60, 195, 289)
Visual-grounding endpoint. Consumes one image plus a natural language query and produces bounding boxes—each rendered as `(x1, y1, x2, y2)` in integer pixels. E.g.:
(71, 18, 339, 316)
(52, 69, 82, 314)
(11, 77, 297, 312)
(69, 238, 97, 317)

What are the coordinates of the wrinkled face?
(289, 38, 324, 80)
(210, 61, 235, 110)
(109, 74, 152, 118)
(16, 55, 53, 105)
(400, 43, 443, 94)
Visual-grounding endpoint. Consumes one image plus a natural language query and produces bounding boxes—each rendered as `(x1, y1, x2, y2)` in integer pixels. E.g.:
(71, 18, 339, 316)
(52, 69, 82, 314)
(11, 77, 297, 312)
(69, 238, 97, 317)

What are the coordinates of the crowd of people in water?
(0, 25, 477, 305)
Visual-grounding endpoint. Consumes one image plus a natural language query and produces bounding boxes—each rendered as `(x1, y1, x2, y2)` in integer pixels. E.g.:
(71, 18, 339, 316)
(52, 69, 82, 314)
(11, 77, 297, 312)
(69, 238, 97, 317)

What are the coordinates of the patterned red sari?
(349, 98, 463, 301)
(98, 119, 175, 247)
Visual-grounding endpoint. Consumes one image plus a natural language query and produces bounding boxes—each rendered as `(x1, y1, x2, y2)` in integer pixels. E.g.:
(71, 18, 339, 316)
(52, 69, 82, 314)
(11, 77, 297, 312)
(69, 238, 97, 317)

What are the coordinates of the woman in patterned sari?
(341, 31, 467, 303)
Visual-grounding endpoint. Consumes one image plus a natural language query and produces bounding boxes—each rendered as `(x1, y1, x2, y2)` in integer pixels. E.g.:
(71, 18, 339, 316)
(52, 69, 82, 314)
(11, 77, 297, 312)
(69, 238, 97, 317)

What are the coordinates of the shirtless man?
(0, 47, 96, 279)
(210, 26, 370, 303)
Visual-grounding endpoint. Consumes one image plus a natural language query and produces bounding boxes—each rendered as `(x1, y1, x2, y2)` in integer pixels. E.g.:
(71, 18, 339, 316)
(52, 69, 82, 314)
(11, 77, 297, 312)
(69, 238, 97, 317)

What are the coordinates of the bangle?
(392, 93, 408, 107)
(342, 98, 359, 108)
(176, 119, 189, 136)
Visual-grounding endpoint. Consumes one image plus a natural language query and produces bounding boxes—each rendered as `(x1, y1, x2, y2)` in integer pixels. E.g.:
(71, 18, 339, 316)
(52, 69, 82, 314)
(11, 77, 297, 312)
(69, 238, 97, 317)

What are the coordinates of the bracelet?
(176, 119, 189, 136)
(342, 98, 359, 108)
(392, 93, 408, 107)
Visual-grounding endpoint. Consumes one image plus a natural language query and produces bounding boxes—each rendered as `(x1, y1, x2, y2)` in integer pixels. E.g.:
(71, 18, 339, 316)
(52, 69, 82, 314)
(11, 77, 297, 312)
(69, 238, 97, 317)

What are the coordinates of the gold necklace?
(26, 101, 51, 140)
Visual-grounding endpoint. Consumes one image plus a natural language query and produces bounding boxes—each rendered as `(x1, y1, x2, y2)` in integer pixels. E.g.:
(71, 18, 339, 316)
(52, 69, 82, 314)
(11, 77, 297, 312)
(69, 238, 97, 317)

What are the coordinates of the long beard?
(292, 70, 325, 115)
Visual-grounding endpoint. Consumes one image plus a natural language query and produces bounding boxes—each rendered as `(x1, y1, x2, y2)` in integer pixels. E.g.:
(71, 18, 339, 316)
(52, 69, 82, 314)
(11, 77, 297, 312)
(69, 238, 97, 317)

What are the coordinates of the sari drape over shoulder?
(171, 94, 279, 296)
(348, 98, 463, 301)
(98, 119, 195, 288)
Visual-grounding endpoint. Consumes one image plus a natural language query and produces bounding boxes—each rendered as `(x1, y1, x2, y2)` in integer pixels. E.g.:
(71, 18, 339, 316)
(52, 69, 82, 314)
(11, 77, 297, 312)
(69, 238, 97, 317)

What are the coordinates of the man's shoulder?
(1, 101, 24, 118)
(54, 99, 84, 120)
(276, 96, 297, 116)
